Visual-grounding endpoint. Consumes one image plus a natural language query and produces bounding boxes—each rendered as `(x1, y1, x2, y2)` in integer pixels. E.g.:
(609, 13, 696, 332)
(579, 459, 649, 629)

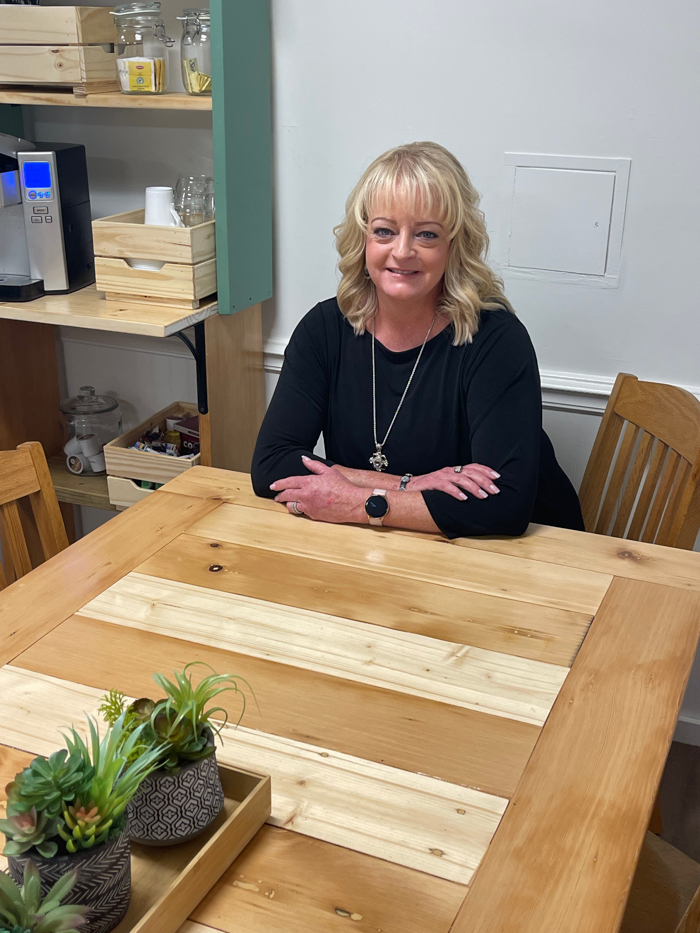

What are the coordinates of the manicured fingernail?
(302, 455, 310, 460)
(459, 492, 467, 500)
(489, 485, 500, 493)
(270, 484, 276, 490)
(478, 490, 488, 498)
(491, 471, 501, 478)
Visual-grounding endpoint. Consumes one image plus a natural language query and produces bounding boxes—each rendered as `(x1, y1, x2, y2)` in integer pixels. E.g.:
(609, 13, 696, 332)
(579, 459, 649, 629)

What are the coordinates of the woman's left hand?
(270, 456, 365, 523)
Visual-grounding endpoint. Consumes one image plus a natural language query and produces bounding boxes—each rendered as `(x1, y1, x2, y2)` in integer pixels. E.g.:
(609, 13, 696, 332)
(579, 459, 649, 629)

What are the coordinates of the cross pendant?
(369, 446, 388, 472)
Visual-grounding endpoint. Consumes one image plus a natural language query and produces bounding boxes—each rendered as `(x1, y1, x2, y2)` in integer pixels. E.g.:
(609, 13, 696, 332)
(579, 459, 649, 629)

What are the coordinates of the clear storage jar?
(113, 2, 174, 95)
(60, 386, 123, 475)
(179, 9, 211, 95)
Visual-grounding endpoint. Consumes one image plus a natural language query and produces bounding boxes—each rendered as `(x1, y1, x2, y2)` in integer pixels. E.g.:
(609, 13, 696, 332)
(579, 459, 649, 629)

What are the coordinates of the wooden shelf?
(48, 454, 117, 512)
(0, 88, 212, 110)
(0, 285, 218, 338)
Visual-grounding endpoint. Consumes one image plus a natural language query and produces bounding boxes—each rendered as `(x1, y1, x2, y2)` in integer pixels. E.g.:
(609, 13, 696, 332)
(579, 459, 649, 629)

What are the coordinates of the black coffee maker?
(0, 133, 95, 301)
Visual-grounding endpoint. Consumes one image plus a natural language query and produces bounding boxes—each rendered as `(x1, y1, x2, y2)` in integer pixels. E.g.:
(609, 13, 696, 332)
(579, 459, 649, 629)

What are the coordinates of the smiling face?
(364, 198, 450, 310)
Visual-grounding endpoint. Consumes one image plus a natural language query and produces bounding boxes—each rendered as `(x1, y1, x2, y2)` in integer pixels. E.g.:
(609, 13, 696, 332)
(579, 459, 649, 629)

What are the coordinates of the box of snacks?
(104, 401, 201, 498)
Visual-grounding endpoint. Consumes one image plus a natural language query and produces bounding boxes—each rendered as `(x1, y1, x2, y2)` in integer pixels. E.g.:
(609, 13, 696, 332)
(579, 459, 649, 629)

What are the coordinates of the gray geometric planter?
(8, 826, 131, 933)
(127, 750, 224, 846)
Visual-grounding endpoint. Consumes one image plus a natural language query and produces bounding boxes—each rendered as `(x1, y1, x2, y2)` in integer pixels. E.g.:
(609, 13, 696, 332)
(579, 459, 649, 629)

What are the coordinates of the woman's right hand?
(408, 464, 501, 501)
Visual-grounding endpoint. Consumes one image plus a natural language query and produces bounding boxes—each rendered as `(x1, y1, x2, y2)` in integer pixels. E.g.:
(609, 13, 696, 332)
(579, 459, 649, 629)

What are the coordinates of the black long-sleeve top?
(252, 297, 584, 539)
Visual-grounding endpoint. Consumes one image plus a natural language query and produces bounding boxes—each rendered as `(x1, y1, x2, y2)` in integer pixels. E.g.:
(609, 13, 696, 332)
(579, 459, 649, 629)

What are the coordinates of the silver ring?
(454, 465, 463, 473)
(290, 501, 303, 516)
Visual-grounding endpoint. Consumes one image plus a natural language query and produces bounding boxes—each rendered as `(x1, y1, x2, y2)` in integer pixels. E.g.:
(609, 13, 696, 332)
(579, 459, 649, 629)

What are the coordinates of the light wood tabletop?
(1, 466, 700, 933)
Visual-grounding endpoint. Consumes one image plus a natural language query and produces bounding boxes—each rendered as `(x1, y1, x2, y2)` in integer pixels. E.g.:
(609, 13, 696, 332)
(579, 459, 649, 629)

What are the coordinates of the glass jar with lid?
(113, 2, 174, 95)
(178, 8, 211, 95)
(59, 386, 123, 475)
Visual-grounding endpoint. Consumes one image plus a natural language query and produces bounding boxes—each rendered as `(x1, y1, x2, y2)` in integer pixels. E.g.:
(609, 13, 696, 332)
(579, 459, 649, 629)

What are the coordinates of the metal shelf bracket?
(173, 322, 208, 414)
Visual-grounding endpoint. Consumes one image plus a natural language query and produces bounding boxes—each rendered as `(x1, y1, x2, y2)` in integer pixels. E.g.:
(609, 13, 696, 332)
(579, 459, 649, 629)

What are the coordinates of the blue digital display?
(23, 161, 52, 190)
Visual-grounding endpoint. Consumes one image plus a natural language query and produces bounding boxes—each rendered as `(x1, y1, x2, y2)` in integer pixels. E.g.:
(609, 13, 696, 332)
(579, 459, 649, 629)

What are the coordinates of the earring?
(363, 267, 370, 278)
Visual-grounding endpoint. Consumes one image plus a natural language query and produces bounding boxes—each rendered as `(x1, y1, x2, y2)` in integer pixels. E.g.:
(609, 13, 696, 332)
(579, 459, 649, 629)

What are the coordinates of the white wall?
(26, 0, 700, 728)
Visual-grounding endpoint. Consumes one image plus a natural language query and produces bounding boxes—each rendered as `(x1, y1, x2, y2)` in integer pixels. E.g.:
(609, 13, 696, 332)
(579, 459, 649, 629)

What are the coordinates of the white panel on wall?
(508, 167, 616, 275)
(499, 153, 631, 288)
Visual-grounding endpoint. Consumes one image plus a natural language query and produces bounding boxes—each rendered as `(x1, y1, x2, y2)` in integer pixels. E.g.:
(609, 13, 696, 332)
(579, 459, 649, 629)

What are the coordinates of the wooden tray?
(0, 6, 116, 46)
(104, 401, 201, 485)
(93, 210, 216, 265)
(113, 763, 271, 933)
(95, 256, 217, 310)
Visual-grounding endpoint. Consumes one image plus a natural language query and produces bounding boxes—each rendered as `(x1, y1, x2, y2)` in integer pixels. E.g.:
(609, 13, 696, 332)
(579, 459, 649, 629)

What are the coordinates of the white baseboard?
(674, 715, 700, 747)
(58, 327, 700, 418)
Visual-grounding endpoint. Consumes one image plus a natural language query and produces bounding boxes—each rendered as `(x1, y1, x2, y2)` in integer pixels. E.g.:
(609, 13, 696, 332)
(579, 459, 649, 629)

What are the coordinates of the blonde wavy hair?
(334, 141, 511, 345)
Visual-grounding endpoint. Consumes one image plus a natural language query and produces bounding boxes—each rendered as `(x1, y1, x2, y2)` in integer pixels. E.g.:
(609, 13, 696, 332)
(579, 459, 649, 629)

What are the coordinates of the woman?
(252, 142, 583, 538)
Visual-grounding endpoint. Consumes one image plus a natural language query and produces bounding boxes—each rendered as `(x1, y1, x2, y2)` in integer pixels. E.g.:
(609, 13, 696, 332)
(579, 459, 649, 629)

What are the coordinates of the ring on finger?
(290, 501, 304, 516)
(454, 465, 463, 473)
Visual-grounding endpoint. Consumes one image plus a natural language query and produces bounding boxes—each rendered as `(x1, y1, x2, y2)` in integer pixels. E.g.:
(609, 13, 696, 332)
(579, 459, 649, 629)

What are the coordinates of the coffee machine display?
(0, 133, 95, 301)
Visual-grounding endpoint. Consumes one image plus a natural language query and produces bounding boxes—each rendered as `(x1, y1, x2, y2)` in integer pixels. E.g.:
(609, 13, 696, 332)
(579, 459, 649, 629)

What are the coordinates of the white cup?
(144, 186, 184, 227)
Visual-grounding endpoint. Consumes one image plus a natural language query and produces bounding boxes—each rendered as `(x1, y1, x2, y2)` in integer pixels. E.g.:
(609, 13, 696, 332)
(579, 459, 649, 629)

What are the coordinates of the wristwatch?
(399, 473, 413, 491)
(365, 488, 389, 526)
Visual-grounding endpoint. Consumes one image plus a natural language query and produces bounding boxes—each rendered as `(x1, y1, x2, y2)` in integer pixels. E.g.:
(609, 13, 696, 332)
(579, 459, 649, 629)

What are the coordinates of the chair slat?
(627, 441, 669, 541)
(595, 421, 641, 536)
(23, 442, 69, 558)
(611, 431, 655, 539)
(580, 411, 625, 531)
(0, 448, 40, 506)
(0, 500, 33, 579)
(657, 459, 692, 546)
(0, 553, 7, 591)
(642, 450, 681, 543)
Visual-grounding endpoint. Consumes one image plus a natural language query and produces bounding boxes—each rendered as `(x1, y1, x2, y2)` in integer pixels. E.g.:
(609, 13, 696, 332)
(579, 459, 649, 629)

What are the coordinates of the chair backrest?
(0, 441, 69, 590)
(579, 373, 700, 549)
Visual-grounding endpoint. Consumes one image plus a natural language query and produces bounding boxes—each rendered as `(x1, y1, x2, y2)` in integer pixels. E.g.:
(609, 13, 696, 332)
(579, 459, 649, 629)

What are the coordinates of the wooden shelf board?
(0, 285, 219, 338)
(48, 454, 117, 512)
(0, 87, 211, 110)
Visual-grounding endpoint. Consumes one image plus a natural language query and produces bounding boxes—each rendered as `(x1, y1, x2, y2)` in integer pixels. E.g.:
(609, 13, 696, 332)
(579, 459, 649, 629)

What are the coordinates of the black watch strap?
(399, 473, 413, 491)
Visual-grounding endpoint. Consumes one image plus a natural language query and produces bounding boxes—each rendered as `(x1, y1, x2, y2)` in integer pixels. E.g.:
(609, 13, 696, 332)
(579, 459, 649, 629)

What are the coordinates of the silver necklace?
(369, 313, 437, 472)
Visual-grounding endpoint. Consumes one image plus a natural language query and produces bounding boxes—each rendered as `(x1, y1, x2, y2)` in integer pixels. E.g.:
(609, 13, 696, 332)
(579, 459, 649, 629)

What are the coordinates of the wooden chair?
(0, 441, 69, 591)
(579, 373, 700, 549)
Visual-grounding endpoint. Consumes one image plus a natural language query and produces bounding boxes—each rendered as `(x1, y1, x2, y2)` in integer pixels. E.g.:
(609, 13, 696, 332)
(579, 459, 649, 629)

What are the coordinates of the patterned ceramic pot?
(127, 746, 224, 846)
(8, 826, 130, 933)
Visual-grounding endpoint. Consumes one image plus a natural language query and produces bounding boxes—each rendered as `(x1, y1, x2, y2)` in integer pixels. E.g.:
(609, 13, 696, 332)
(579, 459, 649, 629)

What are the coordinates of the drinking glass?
(174, 174, 214, 226)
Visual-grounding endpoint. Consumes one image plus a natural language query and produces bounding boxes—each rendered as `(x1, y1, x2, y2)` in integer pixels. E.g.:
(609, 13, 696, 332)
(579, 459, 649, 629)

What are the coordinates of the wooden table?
(1, 467, 700, 933)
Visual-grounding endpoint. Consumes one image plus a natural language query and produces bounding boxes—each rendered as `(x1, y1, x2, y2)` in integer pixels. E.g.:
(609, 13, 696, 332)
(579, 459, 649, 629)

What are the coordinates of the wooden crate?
(95, 256, 217, 310)
(113, 763, 271, 933)
(0, 6, 116, 46)
(93, 209, 217, 307)
(0, 45, 118, 93)
(104, 401, 201, 485)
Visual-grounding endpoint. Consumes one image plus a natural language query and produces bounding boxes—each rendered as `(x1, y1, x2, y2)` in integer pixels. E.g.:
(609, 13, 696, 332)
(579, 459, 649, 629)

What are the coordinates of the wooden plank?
(452, 522, 700, 592)
(0, 89, 212, 110)
(14, 615, 539, 798)
(449, 577, 700, 933)
(0, 500, 32, 578)
(96, 257, 217, 301)
(0, 446, 38, 504)
(0, 6, 115, 45)
(187, 824, 466, 933)
(48, 454, 118, 511)
(0, 45, 117, 87)
(0, 285, 219, 338)
(0, 667, 508, 883)
(81, 572, 568, 725)
(0, 490, 219, 665)
(138, 534, 591, 666)
(619, 832, 700, 933)
(204, 306, 265, 473)
(595, 420, 640, 535)
(189, 504, 612, 616)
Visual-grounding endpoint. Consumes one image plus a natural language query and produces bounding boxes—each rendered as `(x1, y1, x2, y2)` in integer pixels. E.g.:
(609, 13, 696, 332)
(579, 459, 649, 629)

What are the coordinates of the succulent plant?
(59, 712, 164, 853)
(5, 752, 92, 820)
(0, 808, 60, 859)
(0, 861, 88, 933)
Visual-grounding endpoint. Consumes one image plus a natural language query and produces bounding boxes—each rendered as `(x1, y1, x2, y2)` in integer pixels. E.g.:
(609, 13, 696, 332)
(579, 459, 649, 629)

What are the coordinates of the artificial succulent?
(0, 861, 88, 933)
(6, 752, 92, 819)
(0, 808, 60, 860)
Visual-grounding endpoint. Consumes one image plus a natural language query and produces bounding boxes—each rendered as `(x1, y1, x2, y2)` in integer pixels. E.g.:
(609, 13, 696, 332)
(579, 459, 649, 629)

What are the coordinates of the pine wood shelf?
(0, 88, 212, 110)
(48, 454, 117, 512)
(0, 285, 219, 338)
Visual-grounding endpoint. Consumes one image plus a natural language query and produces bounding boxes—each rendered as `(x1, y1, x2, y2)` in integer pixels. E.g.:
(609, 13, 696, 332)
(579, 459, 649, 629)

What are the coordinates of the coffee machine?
(0, 133, 95, 301)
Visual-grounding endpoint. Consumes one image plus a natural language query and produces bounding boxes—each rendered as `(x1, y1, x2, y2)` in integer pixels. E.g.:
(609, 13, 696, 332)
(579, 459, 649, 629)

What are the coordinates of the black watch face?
(366, 494, 389, 518)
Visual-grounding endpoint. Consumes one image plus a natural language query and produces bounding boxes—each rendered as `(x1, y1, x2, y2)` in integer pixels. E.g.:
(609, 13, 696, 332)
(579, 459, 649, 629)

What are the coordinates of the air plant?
(0, 862, 88, 933)
(57, 712, 164, 853)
